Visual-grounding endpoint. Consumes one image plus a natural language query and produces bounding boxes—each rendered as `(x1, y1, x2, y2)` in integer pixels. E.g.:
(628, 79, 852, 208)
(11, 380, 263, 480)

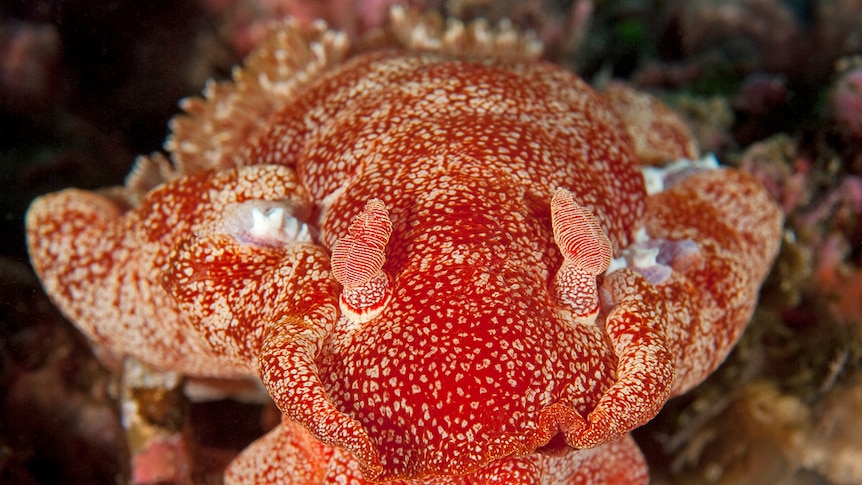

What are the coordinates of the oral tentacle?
(550, 188, 613, 323)
(331, 199, 394, 323)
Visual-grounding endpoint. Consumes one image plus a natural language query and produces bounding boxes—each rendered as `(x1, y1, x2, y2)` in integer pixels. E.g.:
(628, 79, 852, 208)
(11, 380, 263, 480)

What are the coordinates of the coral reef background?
(1, 1, 861, 484)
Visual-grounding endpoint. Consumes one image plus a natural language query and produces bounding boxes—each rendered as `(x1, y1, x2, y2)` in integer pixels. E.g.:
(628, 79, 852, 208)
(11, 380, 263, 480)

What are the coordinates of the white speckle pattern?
(603, 82, 700, 166)
(25, 8, 783, 485)
(27, 165, 310, 376)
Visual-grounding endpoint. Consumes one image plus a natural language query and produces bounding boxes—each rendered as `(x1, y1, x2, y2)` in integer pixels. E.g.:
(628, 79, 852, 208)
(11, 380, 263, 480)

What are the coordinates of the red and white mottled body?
(26, 8, 782, 484)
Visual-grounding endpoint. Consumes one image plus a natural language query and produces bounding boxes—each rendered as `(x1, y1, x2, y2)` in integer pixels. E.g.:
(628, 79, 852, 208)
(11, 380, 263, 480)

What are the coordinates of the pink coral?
(832, 66, 862, 142)
(0, 21, 62, 114)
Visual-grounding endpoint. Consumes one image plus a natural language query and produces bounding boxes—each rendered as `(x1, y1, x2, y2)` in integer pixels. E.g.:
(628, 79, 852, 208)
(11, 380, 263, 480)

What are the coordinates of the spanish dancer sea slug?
(25, 7, 782, 484)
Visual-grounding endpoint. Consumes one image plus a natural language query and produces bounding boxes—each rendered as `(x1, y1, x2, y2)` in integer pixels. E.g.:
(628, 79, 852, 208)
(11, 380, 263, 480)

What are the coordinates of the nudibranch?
(25, 6, 782, 484)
